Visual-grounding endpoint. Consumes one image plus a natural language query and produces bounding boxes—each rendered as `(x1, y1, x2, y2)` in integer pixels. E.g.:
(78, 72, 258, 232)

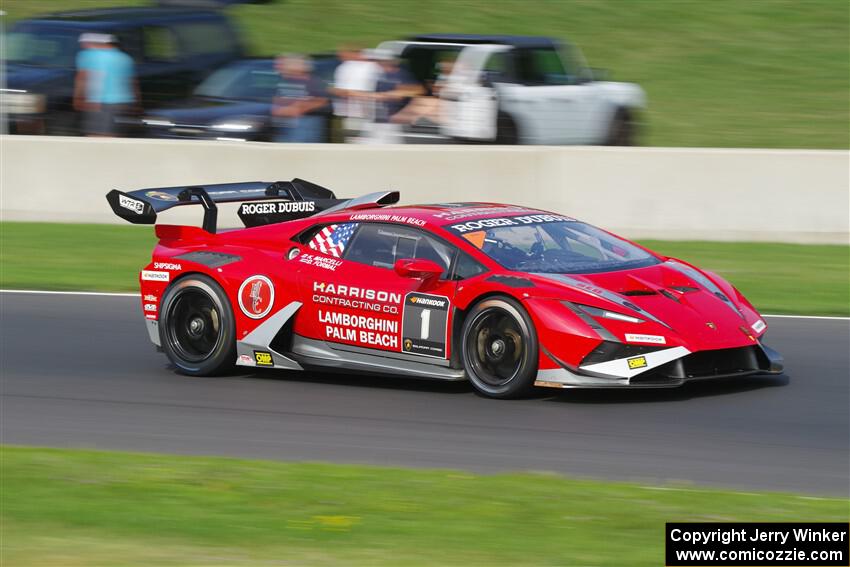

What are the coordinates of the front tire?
(605, 107, 636, 146)
(159, 274, 236, 376)
(461, 296, 538, 398)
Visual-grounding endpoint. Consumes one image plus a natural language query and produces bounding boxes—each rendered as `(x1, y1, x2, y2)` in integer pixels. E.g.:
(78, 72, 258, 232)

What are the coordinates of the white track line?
(1, 288, 848, 321)
(762, 314, 849, 321)
(0, 289, 139, 298)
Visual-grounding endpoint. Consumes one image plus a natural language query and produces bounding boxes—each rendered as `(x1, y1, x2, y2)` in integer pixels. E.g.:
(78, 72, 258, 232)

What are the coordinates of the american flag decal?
(308, 223, 357, 258)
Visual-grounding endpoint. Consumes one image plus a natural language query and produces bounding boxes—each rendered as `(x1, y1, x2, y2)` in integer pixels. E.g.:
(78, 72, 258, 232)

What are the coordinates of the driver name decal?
(238, 275, 275, 319)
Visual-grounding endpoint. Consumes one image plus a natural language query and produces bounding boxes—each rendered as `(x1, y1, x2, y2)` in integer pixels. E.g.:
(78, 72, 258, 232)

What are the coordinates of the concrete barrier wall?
(1, 136, 847, 243)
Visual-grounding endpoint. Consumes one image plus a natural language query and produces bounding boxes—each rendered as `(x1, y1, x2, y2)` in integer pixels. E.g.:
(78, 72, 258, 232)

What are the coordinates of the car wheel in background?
(159, 274, 236, 376)
(605, 107, 635, 146)
(461, 296, 539, 398)
(495, 112, 519, 144)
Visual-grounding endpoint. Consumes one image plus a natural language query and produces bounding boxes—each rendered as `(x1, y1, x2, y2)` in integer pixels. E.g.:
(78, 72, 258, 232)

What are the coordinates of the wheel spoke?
(466, 306, 525, 387)
(165, 288, 221, 363)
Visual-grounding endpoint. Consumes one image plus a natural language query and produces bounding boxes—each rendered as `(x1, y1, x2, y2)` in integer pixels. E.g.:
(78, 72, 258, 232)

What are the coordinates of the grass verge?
(3, 0, 849, 149)
(2, 446, 848, 567)
(1, 222, 847, 316)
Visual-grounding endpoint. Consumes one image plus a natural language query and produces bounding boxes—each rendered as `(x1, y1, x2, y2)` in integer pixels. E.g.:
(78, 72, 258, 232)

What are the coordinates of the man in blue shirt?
(73, 33, 138, 136)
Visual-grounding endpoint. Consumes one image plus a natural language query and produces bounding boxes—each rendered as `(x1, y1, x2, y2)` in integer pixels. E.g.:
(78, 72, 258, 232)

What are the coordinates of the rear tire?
(159, 274, 236, 376)
(461, 296, 538, 398)
(495, 112, 519, 145)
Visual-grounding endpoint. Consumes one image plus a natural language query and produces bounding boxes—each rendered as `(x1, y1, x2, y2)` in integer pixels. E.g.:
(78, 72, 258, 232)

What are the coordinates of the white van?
(378, 34, 646, 145)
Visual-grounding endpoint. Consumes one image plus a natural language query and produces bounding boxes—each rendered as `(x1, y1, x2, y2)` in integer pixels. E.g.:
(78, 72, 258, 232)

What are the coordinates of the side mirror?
(394, 258, 444, 287)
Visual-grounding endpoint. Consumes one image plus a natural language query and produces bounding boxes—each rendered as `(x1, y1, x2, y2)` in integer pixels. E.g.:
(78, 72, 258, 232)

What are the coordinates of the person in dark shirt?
(271, 54, 329, 143)
(356, 49, 423, 143)
(370, 50, 423, 124)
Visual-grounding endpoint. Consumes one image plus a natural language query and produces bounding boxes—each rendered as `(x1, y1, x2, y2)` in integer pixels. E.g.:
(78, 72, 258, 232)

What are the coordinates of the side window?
(516, 48, 571, 86)
(344, 224, 455, 278)
(452, 252, 487, 280)
(174, 21, 236, 57)
(531, 48, 571, 85)
(481, 52, 516, 84)
(143, 26, 179, 62)
(301, 222, 358, 258)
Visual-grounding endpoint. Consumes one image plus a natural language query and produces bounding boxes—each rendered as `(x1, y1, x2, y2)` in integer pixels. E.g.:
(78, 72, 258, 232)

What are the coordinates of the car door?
(294, 222, 459, 361)
(516, 46, 600, 144)
(438, 44, 507, 141)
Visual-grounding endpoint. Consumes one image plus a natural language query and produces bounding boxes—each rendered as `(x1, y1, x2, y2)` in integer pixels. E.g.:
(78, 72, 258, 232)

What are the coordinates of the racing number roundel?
(238, 275, 275, 319)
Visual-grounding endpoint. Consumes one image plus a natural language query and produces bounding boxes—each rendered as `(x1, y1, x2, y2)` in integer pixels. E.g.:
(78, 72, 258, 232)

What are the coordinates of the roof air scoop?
(316, 191, 400, 216)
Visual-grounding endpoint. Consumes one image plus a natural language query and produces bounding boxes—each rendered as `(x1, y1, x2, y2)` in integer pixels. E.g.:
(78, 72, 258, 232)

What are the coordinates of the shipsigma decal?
(312, 281, 401, 314)
(318, 310, 399, 348)
(448, 214, 573, 234)
(238, 275, 275, 319)
(240, 201, 316, 215)
(625, 333, 666, 345)
(298, 253, 342, 271)
(144, 303, 157, 312)
(238, 354, 254, 365)
(153, 262, 182, 271)
(119, 194, 145, 214)
(141, 270, 169, 282)
(752, 319, 767, 333)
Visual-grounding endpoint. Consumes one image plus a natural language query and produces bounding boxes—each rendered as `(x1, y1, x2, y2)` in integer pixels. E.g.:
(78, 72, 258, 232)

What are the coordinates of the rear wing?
(106, 178, 398, 233)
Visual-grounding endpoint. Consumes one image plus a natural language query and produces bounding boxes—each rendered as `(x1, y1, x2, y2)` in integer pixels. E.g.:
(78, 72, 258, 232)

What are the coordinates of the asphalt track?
(1, 292, 848, 495)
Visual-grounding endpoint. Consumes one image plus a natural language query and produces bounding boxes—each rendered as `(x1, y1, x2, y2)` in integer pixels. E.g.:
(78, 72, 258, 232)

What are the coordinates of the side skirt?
(290, 335, 466, 381)
(235, 302, 303, 370)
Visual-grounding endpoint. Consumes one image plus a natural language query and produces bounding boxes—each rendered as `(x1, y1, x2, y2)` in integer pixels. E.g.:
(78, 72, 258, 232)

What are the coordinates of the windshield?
(6, 29, 80, 68)
(195, 63, 279, 101)
(447, 216, 659, 274)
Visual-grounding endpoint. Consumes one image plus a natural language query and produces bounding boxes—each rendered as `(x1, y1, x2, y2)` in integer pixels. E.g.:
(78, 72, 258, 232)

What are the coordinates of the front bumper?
(535, 343, 784, 389)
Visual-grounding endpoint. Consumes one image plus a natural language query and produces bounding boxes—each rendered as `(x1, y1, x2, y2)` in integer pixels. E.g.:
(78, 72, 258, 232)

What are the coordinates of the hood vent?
(671, 286, 699, 293)
(620, 289, 657, 296)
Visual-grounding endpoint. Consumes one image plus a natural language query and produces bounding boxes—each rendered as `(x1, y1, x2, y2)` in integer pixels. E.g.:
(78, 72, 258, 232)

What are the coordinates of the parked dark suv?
(3, 7, 245, 134)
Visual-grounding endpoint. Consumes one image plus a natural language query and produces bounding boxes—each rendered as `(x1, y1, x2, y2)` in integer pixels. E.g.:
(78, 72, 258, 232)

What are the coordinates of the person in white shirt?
(329, 45, 381, 141)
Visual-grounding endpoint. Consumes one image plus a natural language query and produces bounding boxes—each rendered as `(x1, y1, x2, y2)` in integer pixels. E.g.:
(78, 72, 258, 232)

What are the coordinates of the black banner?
(666, 523, 849, 566)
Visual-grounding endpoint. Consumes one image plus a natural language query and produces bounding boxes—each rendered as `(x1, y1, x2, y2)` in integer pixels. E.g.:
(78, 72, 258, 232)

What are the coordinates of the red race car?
(107, 179, 783, 398)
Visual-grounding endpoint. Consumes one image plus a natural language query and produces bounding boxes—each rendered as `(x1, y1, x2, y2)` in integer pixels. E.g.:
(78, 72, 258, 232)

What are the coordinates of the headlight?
(142, 117, 175, 127)
(1, 90, 46, 114)
(211, 121, 257, 132)
(574, 303, 644, 324)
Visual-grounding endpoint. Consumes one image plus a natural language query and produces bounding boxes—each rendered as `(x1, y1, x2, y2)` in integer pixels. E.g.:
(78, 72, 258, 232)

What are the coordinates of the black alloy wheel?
(160, 274, 235, 376)
(461, 296, 539, 398)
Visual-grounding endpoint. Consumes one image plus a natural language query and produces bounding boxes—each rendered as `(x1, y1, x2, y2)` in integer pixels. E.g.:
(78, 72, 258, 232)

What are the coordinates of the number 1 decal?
(419, 309, 431, 340)
(401, 293, 449, 358)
